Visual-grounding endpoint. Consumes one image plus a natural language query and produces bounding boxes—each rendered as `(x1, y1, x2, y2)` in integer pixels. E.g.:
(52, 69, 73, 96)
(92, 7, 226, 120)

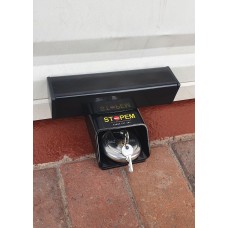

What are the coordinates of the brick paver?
(33, 168, 68, 228)
(171, 140, 195, 193)
(126, 146, 195, 228)
(60, 159, 140, 228)
(33, 139, 195, 228)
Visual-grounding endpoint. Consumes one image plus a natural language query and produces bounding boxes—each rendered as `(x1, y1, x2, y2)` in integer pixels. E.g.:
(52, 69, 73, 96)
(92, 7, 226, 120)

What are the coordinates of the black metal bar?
(47, 66, 180, 118)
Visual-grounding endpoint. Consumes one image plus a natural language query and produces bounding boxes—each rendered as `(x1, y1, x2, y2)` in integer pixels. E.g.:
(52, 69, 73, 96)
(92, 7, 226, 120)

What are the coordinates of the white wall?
(33, 0, 195, 120)
(34, 0, 194, 42)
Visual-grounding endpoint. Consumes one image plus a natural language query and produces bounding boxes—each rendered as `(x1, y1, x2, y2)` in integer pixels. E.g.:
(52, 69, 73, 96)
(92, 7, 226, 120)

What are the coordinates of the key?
(122, 144, 134, 172)
(120, 130, 130, 147)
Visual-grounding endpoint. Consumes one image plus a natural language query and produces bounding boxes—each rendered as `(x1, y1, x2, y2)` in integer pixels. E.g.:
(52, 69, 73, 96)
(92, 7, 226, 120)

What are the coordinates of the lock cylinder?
(101, 129, 141, 163)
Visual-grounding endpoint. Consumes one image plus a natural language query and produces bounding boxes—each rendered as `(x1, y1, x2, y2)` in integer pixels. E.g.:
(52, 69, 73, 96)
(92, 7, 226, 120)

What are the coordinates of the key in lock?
(101, 129, 141, 172)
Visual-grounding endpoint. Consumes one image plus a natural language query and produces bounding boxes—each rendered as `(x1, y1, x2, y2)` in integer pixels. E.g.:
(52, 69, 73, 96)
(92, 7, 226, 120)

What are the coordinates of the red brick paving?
(126, 146, 195, 228)
(33, 168, 68, 228)
(60, 159, 140, 228)
(33, 100, 194, 164)
(33, 141, 195, 228)
(171, 140, 195, 193)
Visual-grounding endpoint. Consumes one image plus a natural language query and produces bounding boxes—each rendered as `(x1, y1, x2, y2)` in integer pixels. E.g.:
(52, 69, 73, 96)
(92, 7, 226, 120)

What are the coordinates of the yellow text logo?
(104, 113, 136, 122)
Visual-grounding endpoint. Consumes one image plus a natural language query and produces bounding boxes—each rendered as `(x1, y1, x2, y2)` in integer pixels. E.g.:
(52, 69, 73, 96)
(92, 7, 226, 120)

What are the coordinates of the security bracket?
(47, 67, 180, 170)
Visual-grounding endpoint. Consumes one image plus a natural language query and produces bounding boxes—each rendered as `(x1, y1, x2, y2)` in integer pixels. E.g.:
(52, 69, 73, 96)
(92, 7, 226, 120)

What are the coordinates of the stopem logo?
(113, 116, 120, 121)
(104, 113, 136, 122)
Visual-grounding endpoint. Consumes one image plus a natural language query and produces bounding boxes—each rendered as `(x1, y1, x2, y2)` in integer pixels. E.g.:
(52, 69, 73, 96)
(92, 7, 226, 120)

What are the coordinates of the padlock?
(101, 129, 141, 163)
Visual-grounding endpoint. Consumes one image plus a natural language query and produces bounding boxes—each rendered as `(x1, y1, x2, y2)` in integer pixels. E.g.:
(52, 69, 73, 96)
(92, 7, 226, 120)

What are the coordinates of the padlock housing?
(87, 109, 150, 169)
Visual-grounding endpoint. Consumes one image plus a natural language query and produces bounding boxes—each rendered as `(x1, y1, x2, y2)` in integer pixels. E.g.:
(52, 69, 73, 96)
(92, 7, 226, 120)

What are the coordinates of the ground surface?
(34, 134, 195, 228)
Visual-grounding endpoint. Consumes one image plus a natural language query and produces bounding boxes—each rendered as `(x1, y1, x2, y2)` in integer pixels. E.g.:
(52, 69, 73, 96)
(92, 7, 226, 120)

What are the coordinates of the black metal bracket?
(47, 67, 180, 170)
(47, 67, 180, 119)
